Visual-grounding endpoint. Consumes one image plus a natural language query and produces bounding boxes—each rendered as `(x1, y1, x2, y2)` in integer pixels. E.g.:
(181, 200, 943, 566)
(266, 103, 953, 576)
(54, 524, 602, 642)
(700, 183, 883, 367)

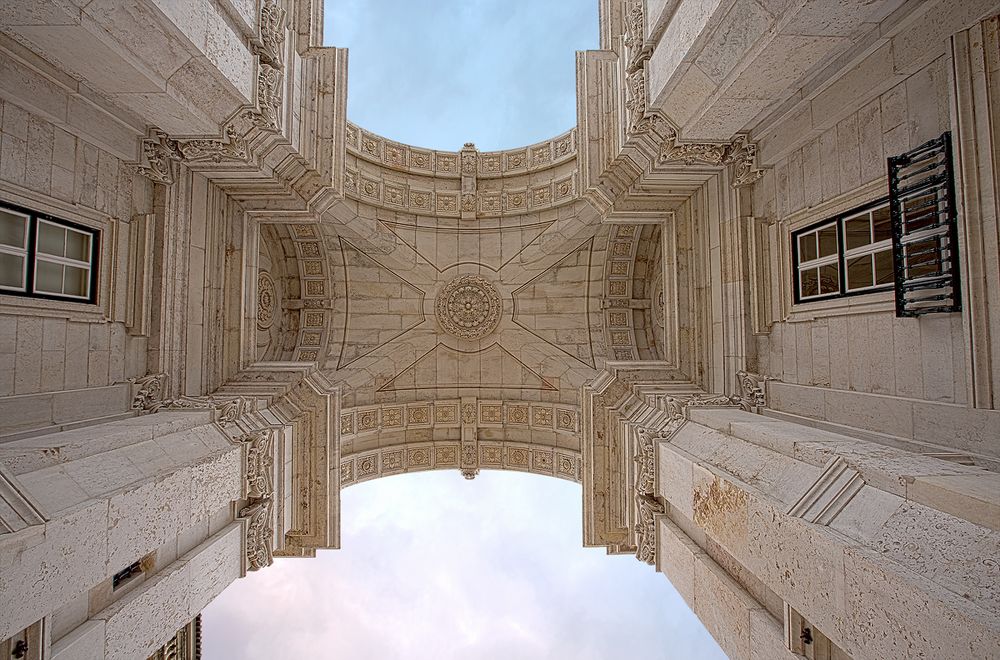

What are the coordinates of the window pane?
(65, 229, 91, 262)
(63, 265, 89, 297)
(0, 210, 27, 249)
(872, 205, 892, 242)
(818, 225, 838, 258)
(798, 233, 817, 263)
(800, 268, 819, 298)
(844, 215, 872, 250)
(819, 263, 840, 295)
(35, 259, 63, 293)
(0, 253, 25, 289)
(847, 254, 874, 290)
(37, 222, 65, 256)
(875, 249, 894, 285)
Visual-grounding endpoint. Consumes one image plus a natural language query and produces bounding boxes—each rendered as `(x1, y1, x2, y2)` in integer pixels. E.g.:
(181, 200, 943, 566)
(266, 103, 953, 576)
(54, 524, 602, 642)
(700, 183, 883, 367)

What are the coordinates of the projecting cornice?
(129, 0, 347, 212)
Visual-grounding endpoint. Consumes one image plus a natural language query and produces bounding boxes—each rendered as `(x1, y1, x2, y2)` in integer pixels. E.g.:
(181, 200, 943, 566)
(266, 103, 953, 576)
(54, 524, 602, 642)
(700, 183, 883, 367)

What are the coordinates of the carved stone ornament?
(136, 130, 182, 184)
(256, 271, 276, 330)
(634, 431, 656, 496)
(240, 429, 274, 500)
(634, 493, 664, 566)
(461, 403, 477, 425)
(661, 393, 742, 419)
(736, 370, 768, 411)
(175, 124, 249, 163)
(134, 124, 249, 184)
(657, 129, 764, 187)
(239, 499, 274, 571)
(248, 64, 282, 131)
(129, 373, 167, 411)
(434, 274, 503, 340)
(138, 394, 255, 427)
(254, 0, 286, 69)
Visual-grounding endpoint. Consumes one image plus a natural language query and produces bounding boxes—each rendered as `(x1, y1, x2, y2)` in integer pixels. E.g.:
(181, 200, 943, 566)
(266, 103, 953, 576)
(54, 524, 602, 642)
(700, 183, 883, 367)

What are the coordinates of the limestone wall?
(0, 92, 152, 435)
(742, 1, 1000, 459)
(0, 412, 242, 646)
(652, 407, 1000, 660)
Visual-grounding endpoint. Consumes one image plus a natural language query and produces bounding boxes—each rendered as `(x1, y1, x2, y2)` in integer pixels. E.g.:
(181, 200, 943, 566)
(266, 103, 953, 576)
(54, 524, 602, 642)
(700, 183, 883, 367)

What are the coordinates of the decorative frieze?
(340, 441, 582, 486)
(339, 399, 580, 440)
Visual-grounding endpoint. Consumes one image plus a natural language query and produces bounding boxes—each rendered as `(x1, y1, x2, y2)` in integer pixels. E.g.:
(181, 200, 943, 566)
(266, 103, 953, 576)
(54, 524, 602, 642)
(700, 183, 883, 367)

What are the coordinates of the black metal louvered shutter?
(887, 132, 962, 317)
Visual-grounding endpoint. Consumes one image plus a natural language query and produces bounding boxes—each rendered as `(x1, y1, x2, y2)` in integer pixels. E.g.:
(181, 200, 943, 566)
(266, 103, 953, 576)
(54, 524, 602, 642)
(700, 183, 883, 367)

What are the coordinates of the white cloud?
(203, 471, 726, 659)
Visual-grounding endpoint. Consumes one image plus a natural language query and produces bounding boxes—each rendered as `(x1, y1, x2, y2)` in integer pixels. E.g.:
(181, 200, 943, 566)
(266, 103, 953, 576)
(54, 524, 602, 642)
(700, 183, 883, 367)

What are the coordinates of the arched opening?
(203, 471, 726, 658)
(324, 0, 598, 150)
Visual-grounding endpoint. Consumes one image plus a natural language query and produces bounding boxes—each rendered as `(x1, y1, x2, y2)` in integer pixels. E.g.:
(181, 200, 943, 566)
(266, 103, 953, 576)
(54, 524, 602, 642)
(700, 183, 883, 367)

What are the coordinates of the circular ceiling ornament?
(434, 274, 502, 340)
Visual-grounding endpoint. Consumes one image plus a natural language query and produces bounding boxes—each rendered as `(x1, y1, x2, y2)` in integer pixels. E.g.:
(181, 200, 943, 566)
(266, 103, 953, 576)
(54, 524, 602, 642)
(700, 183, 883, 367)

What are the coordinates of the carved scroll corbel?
(237, 429, 274, 500)
(128, 373, 167, 411)
(736, 371, 769, 412)
(239, 499, 274, 571)
(634, 493, 664, 566)
(658, 131, 765, 188)
(134, 131, 182, 184)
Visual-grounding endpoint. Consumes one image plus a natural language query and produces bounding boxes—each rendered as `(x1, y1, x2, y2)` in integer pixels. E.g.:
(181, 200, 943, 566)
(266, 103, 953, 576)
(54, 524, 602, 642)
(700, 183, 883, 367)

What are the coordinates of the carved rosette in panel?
(434, 275, 502, 340)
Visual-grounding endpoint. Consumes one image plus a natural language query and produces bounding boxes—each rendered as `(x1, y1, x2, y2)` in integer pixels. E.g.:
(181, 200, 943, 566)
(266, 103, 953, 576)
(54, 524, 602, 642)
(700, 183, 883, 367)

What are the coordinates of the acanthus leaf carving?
(736, 370, 769, 411)
(128, 373, 167, 411)
(239, 499, 274, 571)
(634, 493, 664, 566)
(657, 130, 764, 188)
(245, 64, 282, 132)
(239, 429, 274, 500)
(135, 130, 182, 184)
(175, 124, 250, 164)
(133, 393, 255, 427)
(253, 0, 286, 69)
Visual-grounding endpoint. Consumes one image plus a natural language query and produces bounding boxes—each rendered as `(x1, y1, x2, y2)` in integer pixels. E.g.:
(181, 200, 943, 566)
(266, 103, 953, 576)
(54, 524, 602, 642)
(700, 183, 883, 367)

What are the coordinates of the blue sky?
(323, 0, 595, 151)
(202, 2, 727, 657)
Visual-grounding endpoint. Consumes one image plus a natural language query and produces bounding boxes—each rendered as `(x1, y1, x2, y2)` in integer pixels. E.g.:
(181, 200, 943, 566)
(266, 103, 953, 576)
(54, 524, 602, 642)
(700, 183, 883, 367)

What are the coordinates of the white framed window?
(0, 201, 99, 303)
(792, 199, 892, 303)
(0, 207, 30, 292)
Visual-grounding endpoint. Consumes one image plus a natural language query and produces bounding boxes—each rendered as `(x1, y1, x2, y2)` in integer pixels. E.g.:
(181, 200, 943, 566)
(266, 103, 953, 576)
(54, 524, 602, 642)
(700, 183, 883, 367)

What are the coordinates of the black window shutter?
(888, 132, 962, 317)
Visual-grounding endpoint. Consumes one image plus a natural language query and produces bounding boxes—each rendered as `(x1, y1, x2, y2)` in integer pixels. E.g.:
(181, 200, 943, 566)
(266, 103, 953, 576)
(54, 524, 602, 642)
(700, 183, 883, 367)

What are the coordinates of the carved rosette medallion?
(257, 271, 275, 330)
(434, 275, 502, 340)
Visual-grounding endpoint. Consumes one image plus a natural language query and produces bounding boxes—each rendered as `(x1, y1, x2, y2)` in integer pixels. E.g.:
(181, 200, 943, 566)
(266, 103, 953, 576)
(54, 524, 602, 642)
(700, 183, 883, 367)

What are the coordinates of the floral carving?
(634, 493, 664, 566)
(175, 124, 249, 163)
(254, 0, 286, 69)
(256, 271, 275, 330)
(240, 430, 274, 500)
(239, 499, 274, 571)
(737, 370, 768, 411)
(129, 373, 166, 411)
(136, 130, 181, 184)
(434, 275, 502, 340)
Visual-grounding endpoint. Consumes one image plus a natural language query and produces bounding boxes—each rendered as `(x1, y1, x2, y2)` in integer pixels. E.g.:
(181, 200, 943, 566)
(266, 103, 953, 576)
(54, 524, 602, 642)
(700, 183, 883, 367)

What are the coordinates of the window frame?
(0, 200, 100, 304)
(791, 197, 892, 305)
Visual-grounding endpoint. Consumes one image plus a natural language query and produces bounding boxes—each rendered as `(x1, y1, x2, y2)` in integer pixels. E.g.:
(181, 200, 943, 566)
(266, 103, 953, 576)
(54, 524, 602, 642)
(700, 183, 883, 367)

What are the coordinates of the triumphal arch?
(0, 0, 998, 657)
